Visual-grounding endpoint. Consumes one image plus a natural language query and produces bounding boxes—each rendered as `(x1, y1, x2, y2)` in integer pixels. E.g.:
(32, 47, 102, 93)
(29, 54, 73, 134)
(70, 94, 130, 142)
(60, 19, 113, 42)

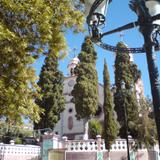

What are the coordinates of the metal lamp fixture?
(145, 0, 160, 25)
(83, 0, 110, 26)
(121, 81, 126, 90)
(84, 0, 108, 18)
(83, 0, 111, 38)
(130, 0, 160, 29)
(130, 0, 160, 47)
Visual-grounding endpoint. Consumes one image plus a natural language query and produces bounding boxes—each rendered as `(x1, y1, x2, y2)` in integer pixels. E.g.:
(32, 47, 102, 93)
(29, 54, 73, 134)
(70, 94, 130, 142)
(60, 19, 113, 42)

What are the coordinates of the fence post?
(62, 136, 68, 149)
(96, 135, 103, 160)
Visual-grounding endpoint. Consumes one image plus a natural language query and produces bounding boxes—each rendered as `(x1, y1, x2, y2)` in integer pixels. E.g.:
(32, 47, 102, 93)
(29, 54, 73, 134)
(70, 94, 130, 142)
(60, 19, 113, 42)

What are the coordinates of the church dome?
(120, 42, 134, 62)
(67, 57, 80, 76)
(71, 57, 80, 65)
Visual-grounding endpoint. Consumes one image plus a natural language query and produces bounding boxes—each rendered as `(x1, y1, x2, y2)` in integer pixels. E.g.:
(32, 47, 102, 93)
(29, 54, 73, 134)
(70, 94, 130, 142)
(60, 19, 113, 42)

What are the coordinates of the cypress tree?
(130, 63, 141, 83)
(34, 53, 65, 130)
(103, 59, 119, 150)
(130, 57, 157, 147)
(72, 36, 98, 120)
(114, 42, 139, 139)
(137, 98, 157, 148)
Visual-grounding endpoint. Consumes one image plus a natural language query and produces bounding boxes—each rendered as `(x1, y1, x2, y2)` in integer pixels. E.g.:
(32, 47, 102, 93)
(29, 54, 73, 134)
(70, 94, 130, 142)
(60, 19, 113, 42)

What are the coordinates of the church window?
(68, 80, 75, 87)
(68, 108, 73, 113)
(68, 116, 73, 130)
(55, 131, 58, 135)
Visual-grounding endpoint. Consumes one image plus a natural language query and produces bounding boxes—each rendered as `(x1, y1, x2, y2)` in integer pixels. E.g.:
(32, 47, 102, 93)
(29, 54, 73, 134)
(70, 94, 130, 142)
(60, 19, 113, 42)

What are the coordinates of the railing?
(66, 139, 105, 151)
(62, 138, 147, 152)
(0, 143, 40, 155)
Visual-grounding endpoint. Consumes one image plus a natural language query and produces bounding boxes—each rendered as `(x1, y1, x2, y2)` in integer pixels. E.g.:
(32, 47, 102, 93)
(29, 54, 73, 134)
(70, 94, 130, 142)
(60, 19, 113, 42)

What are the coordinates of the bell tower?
(67, 57, 80, 76)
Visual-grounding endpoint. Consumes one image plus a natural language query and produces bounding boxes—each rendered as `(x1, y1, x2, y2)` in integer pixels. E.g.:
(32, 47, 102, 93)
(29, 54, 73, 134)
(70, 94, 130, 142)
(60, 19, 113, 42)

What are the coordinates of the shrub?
(89, 119, 102, 139)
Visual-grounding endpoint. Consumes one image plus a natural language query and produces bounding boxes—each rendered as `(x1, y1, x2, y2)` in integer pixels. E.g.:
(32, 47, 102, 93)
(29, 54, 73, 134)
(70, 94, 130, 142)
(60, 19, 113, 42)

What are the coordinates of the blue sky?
(33, 0, 160, 98)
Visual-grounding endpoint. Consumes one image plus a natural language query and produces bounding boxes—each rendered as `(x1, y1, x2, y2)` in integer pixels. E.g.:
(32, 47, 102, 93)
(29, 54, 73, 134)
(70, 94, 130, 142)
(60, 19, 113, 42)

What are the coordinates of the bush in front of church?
(89, 119, 102, 139)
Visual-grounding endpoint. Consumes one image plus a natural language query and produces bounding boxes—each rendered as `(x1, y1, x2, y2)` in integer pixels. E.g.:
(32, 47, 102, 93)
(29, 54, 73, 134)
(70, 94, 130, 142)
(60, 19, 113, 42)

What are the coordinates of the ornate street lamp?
(131, 0, 160, 151)
(145, 0, 160, 25)
(111, 81, 134, 160)
(82, 0, 111, 38)
(83, 0, 110, 22)
(129, 0, 160, 150)
(121, 81, 135, 160)
(83, 0, 160, 150)
(121, 81, 131, 160)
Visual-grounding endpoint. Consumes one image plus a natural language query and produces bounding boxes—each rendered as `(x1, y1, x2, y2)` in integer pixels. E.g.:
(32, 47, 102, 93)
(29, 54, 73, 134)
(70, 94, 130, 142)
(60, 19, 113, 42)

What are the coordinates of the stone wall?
(47, 135, 159, 160)
(66, 152, 96, 160)
(0, 143, 40, 160)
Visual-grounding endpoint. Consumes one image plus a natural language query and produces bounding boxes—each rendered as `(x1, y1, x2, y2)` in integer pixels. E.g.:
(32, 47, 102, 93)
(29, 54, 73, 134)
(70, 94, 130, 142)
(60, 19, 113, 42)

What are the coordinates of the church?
(54, 46, 145, 140)
(54, 56, 104, 140)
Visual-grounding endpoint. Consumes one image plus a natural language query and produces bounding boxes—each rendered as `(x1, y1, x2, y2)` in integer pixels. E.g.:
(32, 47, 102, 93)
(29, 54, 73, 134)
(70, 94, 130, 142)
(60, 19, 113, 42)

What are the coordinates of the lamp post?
(83, 0, 160, 149)
(130, 0, 160, 149)
(112, 82, 134, 160)
(121, 81, 135, 160)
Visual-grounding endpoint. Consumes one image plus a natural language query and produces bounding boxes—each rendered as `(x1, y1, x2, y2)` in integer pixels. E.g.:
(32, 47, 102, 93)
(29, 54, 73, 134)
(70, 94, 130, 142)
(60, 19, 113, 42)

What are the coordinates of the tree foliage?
(34, 54, 65, 130)
(137, 98, 157, 148)
(89, 119, 102, 139)
(0, 0, 84, 124)
(71, 37, 98, 120)
(130, 63, 141, 83)
(0, 121, 33, 144)
(103, 59, 119, 149)
(114, 42, 139, 139)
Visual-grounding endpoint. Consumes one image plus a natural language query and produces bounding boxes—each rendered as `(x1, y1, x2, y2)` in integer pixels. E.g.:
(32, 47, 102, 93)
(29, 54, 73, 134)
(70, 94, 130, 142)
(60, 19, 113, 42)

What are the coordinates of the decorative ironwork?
(152, 25, 160, 47)
(87, 0, 160, 54)
(93, 39, 145, 53)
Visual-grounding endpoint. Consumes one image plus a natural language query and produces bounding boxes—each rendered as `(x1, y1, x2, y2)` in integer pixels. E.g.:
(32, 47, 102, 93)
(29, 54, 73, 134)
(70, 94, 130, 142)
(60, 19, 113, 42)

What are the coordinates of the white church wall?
(54, 75, 104, 140)
(0, 143, 40, 160)
(54, 76, 84, 139)
(61, 103, 84, 135)
(98, 84, 104, 105)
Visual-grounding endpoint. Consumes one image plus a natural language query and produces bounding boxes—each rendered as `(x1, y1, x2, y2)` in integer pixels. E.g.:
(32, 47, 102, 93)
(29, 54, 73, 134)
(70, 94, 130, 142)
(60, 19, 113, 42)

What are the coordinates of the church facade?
(54, 75, 104, 140)
(54, 51, 145, 140)
(54, 57, 104, 140)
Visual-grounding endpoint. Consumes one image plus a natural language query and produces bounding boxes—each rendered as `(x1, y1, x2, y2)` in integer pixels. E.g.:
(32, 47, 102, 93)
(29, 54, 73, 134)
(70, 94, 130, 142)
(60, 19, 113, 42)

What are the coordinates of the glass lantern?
(83, 0, 110, 26)
(145, 0, 160, 25)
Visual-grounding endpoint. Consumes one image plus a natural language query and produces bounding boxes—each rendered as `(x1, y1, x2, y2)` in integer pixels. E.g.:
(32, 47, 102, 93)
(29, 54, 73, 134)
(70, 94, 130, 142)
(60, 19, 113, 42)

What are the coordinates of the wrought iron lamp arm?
(87, 0, 105, 25)
(101, 13, 160, 37)
(101, 21, 139, 38)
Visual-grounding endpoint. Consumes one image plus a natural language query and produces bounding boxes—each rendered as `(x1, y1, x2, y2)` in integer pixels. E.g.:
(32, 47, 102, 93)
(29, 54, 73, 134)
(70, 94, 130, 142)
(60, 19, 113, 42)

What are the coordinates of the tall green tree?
(72, 37, 98, 139)
(137, 98, 157, 148)
(71, 37, 98, 139)
(103, 59, 119, 150)
(0, 1, 84, 124)
(34, 54, 65, 130)
(114, 42, 139, 139)
(72, 37, 98, 120)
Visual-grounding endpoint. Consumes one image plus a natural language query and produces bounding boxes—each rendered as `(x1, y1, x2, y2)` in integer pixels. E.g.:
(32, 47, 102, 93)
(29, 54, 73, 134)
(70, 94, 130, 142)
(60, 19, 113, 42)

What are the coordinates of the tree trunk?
(107, 150, 111, 160)
(83, 119, 89, 140)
